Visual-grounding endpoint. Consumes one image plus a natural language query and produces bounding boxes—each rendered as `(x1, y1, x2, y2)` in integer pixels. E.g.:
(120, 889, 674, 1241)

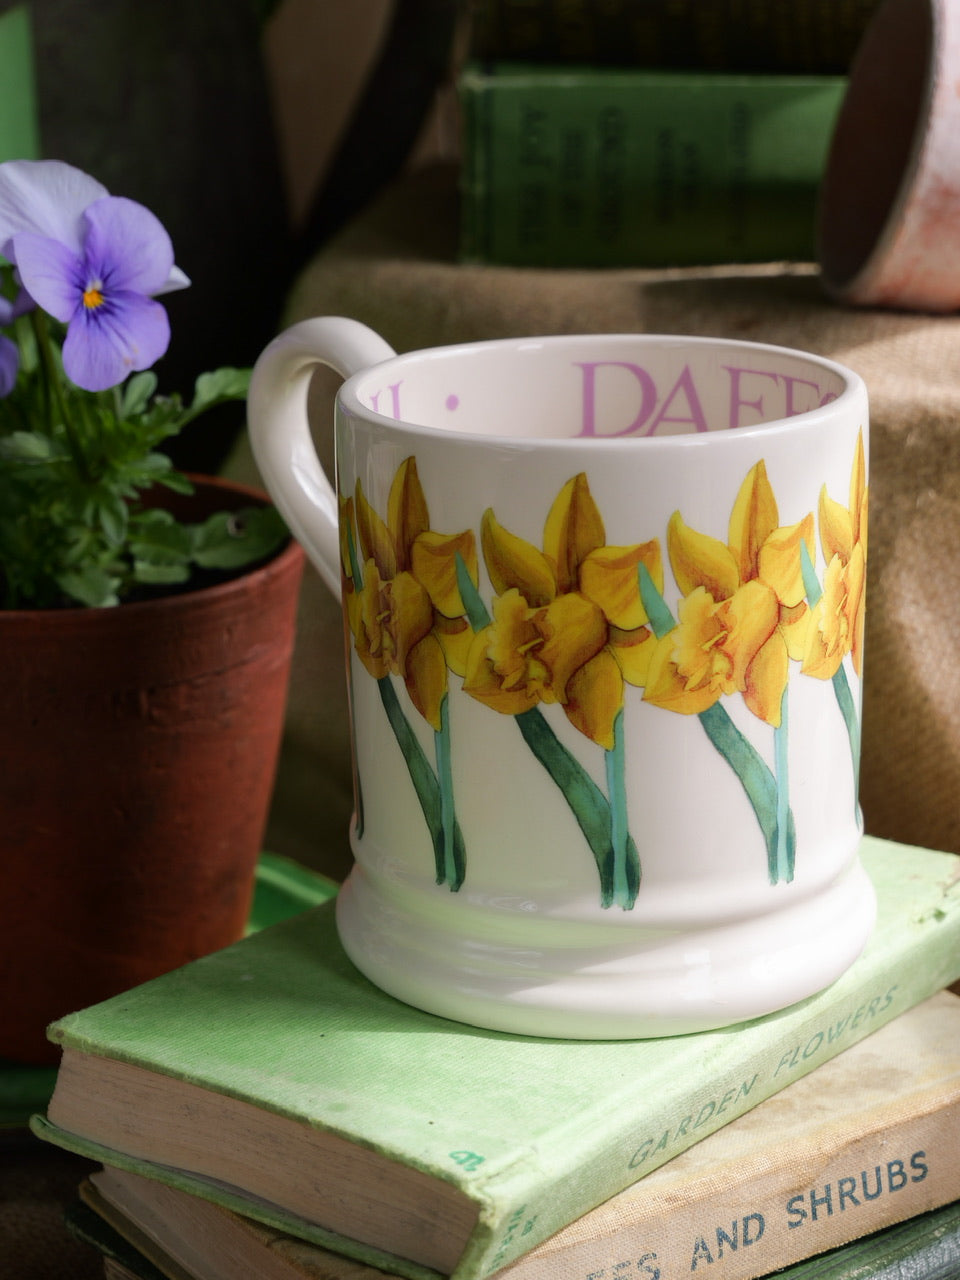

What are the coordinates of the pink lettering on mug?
(369, 381, 403, 419)
(646, 365, 709, 435)
(575, 361, 657, 437)
(576, 361, 711, 437)
(724, 366, 835, 428)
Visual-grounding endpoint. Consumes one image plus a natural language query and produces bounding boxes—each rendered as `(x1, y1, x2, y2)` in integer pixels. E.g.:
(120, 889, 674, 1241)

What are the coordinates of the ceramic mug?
(248, 319, 874, 1039)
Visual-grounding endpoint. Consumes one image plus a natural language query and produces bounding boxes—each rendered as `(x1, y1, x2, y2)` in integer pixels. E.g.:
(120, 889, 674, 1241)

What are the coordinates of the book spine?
(0, 6, 40, 163)
(458, 66, 846, 268)
(468, 0, 880, 74)
(773, 1200, 960, 1279)
(501, 1096, 960, 1280)
(468, 868, 960, 1280)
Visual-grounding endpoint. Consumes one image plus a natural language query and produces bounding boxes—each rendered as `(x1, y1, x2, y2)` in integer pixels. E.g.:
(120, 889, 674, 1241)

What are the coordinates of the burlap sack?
(228, 163, 960, 878)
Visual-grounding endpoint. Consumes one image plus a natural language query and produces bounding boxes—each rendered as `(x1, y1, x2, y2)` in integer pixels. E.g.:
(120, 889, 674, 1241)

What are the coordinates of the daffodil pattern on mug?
(339, 437, 866, 907)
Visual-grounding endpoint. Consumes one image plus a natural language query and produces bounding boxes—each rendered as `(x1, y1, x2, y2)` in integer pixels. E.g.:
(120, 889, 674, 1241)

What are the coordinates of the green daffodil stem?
(774, 690, 793, 883)
(605, 710, 637, 909)
(435, 694, 459, 889)
(639, 563, 796, 884)
(377, 677, 465, 891)
(515, 709, 640, 909)
(457, 553, 640, 908)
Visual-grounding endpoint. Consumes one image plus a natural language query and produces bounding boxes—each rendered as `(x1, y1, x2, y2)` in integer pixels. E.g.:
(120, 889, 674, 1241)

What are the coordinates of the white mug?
(248, 318, 874, 1038)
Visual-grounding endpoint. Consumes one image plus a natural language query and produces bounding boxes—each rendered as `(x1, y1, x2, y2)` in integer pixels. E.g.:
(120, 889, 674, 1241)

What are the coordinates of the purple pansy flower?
(0, 287, 34, 398)
(0, 160, 189, 393)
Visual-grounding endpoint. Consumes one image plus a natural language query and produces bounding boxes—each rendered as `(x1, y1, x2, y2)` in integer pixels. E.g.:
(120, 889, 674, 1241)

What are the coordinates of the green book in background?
(0, 5, 39, 165)
(468, 0, 881, 75)
(0, 852, 337, 1131)
(31, 837, 960, 1280)
(459, 63, 846, 268)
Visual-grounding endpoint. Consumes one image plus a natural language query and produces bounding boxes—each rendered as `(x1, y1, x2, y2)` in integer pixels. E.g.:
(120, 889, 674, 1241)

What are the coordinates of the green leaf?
(132, 560, 191, 586)
(191, 506, 287, 570)
(128, 512, 195, 566)
(120, 371, 158, 418)
(96, 493, 129, 547)
(0, 431, 60, 461)
(57, 567, 120, 608)
(191, 367, 251, 411)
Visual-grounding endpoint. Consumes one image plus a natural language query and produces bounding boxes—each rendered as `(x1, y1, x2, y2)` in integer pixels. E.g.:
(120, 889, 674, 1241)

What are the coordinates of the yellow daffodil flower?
(643, 461, 814, 726)
(463, 473, 663, 749)
(802, 432, 868, 680)
(344, 458, 477, 731)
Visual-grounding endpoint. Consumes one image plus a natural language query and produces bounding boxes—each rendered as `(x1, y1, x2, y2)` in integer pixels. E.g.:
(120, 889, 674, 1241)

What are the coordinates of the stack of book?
(457, 0, 883, 267)
(27, 834, 960, 1280)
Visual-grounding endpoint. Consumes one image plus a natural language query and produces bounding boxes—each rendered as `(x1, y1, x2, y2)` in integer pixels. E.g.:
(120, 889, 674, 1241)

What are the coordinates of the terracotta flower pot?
(0, 476, 304, 1064)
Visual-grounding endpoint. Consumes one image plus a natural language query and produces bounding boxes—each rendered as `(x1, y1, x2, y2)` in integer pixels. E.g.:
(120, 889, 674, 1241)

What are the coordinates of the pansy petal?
(387, 457, 430, 570)
(0, 159, 107, 257)
(565, 650, 623, 749)
(481, 508, 556, 605)
(818, 483, 854, 564)
(354, 480, 397, 580)
(411, 528, 477, 618)
(579, 540, 662, 629)
(543, 473, 605, 594)
(743, 631, 789, 726)
(757, 514, 815, 608)
(404, 634, 447, 731)
(728, 460, 779, 583)
(153, 264, 191, 296)
(668, 511, 740, 600)
(0, 334, 18, 397)
(82, 197, 175, 296)
(61, 291, 170, 391)
(11, 231, 82, 323)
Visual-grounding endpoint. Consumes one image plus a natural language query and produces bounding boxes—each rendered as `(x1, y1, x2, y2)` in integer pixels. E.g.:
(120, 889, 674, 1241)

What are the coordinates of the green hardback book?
(468, 0, 880, 75)
(0, 5, 39, 166)
(59, 989, 960, 1280)
(459, 63, 846, 267)
(772, 1200, 960, 1279)
(32, 837, 960, 1280)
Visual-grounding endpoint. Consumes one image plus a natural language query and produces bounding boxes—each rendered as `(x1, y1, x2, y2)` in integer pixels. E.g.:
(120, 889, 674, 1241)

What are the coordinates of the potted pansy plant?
(0, 160, 305, 1065)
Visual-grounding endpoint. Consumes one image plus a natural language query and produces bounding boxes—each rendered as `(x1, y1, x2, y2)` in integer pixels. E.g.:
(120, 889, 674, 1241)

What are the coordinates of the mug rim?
(336, 332, 866, 449)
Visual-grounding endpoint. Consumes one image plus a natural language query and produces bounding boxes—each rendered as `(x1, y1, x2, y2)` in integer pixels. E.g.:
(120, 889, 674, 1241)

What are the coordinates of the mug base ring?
(333, 858, 877, 1040)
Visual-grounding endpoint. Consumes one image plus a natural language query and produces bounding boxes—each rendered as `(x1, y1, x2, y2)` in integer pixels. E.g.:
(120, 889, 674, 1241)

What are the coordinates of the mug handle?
(247, 317, 397, 596)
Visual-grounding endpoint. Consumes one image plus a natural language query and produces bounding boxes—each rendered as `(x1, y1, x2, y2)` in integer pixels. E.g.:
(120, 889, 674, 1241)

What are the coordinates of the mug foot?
(334, 859, 877, 1040)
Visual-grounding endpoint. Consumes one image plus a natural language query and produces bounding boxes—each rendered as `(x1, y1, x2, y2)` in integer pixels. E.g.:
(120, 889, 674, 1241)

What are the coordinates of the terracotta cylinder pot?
(0, 476, 304, 1064)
